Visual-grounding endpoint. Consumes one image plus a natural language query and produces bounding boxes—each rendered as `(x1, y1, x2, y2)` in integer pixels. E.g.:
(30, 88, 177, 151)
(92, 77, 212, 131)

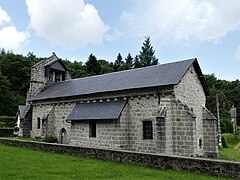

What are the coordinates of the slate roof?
(18, 105, 26, 119)
(46, 61, 67, 72)
(67, 99, 127, 121)
(32, 58, 207, 101)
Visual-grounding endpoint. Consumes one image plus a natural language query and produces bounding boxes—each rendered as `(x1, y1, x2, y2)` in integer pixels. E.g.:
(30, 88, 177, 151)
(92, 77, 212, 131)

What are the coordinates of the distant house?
(20, 53, 218, 158)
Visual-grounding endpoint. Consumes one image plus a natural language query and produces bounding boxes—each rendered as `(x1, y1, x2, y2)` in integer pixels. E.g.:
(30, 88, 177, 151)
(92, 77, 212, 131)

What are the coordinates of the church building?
(20, 53, 219, 158)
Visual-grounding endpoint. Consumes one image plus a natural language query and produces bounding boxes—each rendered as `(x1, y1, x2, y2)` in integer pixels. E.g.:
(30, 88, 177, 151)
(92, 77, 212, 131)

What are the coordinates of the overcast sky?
(0, 0, 239, 80)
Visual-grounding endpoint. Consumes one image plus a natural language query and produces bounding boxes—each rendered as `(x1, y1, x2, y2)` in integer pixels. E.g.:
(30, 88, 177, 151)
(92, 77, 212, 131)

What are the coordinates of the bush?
(222, 133, 235, 144)
(43, 135, 57, 143)
(0, 122, 6, 128)
(237, 126, 240, 135)
(0, 116, 16, 127)
(0, 128, 14, 137)
(221, 135, 229, 148)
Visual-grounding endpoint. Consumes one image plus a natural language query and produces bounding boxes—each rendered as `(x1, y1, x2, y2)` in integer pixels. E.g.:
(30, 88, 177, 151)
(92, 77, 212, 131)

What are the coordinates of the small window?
(55, 71, 61, 82)
(89, 121, 96, 138)
(49, 70, 53, 81)
(199, 139, 202, 149)
(37, 117, 41, 129)
(143, 121, 153, 139)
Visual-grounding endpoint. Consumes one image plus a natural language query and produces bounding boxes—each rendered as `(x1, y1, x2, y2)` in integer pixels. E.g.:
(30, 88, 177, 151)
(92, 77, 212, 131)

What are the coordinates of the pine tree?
(138, 37, 158, 67)
(114, 53, 123, 71)
(125, 53, 133, 67)
(85, 54, 101, 75)
(133, 55, 141, 68)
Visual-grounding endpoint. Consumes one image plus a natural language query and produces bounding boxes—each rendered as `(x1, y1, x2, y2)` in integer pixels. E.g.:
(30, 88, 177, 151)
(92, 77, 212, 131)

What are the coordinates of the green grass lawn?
(220, 147, 240, 162)
(220, 133, 240, 162)
(0, 144, 228, 180)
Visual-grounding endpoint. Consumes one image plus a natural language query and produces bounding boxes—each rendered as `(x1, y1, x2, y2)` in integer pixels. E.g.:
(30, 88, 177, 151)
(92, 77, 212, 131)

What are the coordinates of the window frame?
(89, 121, 96, 138)
(55, 71, 61, 82)
(143, 121, 153, 140)
(37, 117, 41, 129)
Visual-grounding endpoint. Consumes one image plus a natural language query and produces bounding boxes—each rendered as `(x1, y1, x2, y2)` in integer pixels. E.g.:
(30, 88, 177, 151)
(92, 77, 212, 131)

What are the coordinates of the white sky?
(0, 0, 240, 80)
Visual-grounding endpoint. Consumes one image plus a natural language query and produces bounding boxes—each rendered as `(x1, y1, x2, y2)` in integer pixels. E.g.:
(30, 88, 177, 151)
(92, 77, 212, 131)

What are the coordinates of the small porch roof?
(67, 99, 127, 122)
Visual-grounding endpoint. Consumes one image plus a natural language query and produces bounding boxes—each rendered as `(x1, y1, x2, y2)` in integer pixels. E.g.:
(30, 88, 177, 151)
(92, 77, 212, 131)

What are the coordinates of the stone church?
(19, 53, 219, 158)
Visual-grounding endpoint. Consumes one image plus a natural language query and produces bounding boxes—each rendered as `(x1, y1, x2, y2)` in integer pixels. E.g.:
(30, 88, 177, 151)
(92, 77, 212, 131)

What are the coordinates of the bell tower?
(26, 52, 71, 103)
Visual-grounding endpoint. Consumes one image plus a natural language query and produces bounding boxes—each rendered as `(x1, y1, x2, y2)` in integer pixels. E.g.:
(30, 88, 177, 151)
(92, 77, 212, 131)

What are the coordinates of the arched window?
(59, 128, 68, 144)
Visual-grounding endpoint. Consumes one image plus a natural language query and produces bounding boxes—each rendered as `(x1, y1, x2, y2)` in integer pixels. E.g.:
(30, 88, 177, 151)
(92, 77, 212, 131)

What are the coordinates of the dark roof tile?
(67, 99, 127, 121)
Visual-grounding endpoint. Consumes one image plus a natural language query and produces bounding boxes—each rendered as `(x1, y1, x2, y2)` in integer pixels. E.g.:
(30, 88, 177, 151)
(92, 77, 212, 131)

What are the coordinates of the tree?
(0, 53, 33, 97)
(118, 53, 134, 71)
(27, 52, 36, 59)
(125, 53, 133, 67)
(98, 59, 114, 74)
(133, 55, 141, 68)
(0, 70, 17, 115)
(204, 74, 232, 133)
(0, 48, 6, 54)
(85, 54, 101, 75)
(138, 37, 158, 67)
(64, 60, 88, 78)
(114, 53, 123, 71)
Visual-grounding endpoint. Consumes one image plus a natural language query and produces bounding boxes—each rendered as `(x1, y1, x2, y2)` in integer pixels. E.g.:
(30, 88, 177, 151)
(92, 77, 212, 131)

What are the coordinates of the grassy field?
(219, 133, 240, 162)
(220, 147, 240, 162)
(0, 144, 229, 180)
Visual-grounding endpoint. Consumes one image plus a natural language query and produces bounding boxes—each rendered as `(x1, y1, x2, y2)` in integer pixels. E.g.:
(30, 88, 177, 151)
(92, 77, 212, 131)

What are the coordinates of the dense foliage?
(0, 116, 15, 128)
(0, 128, 13, 137)
(204, 74, 240, 133)
(43, 135, 58, 143)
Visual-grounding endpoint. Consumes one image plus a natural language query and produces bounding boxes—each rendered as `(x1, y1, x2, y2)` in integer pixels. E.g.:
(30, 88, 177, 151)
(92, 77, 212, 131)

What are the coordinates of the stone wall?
(31, 87, 218, 158)
(70, 102, 129, 150)
(174, 65, 207, 156)
(26, 54, 71, 102)
(21, 107, 32, 137)
(171, 99, 198, 156)
(127, 96, 159, 153)
(32, 103, 74, 141)
(51, 103, 73, 142)
(202, 107, 218, 158)
(31, 92, 214, 157)
(68, 95, 160, 153)
(0, 138, 239, 179)
(26, 55, 56, 101)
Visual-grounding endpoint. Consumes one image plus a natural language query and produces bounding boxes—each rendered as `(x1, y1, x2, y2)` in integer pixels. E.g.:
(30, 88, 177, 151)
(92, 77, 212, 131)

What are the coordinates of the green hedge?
(0, 128, 14, 137)
(222, 133, 235, 144)
(43, 135, 57, 143)
(221, 135, 229, 148)
(0, 116, 16, 127)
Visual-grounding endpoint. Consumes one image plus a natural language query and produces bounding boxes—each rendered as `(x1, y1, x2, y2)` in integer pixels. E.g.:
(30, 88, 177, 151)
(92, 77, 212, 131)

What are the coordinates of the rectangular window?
(37, 117, 41, 129)
(89, 121, 96, 138)
(49, 70, 53, 81)
(143, 121, 153, 139)
(55, 71, 61, 82)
